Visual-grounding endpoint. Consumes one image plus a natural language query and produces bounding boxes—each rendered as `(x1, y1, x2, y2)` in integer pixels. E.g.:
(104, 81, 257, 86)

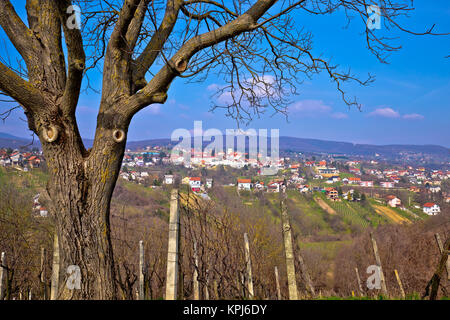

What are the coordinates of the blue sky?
(1, 1, 449, 147)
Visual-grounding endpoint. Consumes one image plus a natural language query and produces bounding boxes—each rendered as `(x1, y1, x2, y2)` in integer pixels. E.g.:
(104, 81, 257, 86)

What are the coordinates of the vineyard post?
(243, 233, 254, 299)
(0, 252, 5, 300)
(280, 190, 298, 300)
(355, 267, 364, 296)
(165, 189, 180, 300)
(394, 269, 406, 299)
(274, 266, 282, 300)
(193, 241, 200, 300)
(435, 233, 450, 280)
(370, 233, 388, 296)
(139, 240, 144, 300)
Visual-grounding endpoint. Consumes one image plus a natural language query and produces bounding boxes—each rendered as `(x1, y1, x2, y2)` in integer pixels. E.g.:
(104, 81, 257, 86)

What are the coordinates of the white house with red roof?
(386, 195, 401, 208)
(359, 181, 374, 187)
(380, 181, 394, 188)
(237, 179, 252, 191)
(189, 177, 202, 188)
(423, 203, 441, 215)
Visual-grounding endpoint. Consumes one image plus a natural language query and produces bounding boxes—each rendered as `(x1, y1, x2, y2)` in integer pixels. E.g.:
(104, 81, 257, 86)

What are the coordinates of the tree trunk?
(36, 111, 127, 299)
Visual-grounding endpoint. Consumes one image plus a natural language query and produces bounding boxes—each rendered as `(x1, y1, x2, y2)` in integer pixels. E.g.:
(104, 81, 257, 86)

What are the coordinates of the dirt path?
(373, 205, 411, 224)
(314, 197, 337, 215)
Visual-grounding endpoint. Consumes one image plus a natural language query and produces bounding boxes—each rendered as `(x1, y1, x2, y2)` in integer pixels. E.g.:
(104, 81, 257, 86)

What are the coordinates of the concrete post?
(243, 233, 254, 299)
(165, 189, 180, 300)
(193, 241, 200, 300)
(274, 266, 281, 300)
(139, 240, 145, 300)
(370, 233, 388, 296)
(0, 252, 6, 300)
(280, 191, 298, 300)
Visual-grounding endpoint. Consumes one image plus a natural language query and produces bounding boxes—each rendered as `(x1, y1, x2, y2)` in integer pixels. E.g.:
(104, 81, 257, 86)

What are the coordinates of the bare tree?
(0, 0, 443, 299)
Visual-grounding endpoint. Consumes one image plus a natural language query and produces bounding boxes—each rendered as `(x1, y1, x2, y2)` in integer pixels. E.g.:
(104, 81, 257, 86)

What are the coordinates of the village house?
(428, 186, 441, 193)
(423, 203, 441, 215)
(348, 177, 361, 184)
(380, 181, 395, 188)
(359, 181, 374, 187)
(267, 181, 281, 193)
(386, 195, 401, 208)
(325, 187, 339, 201)
(254, 181, 265, 190)
(189, 177, 202, 188)
(237, 179, 252, 191)
(349, 167, 361, 175)
(164, 174, 174, 184)
(297, 184, 310, 193)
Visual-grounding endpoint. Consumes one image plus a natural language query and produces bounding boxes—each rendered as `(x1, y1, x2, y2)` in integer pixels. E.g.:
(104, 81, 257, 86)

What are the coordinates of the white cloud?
(367, 107, 424, 120)
(403, 113, 425, 120)
(368, 107, 400, 118)
(288, 100, 332, 117)
(331, 112, 349, 119)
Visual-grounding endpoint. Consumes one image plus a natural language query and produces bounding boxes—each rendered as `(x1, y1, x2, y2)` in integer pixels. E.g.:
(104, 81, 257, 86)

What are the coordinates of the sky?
(0, 1, 449, 147)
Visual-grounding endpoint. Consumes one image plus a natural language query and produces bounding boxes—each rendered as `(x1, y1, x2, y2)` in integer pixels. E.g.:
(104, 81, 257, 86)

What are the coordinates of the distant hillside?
(1, 132, 448, 160)
(0, 133, 39, 149)
(278, 136, 450, 158)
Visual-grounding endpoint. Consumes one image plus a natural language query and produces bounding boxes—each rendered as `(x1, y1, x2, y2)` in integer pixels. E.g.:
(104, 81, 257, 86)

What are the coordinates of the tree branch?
(0, 61, 45, 113)
(125, 0, 278, 116)
(0, 0, 36, 61)
(132, 0, 184, 90)
(57, 0, 86, 116)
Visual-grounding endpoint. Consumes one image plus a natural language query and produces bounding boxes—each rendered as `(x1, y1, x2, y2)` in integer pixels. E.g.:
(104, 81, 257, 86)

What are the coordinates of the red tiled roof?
(237, 179, 251, 183)
(423, 203, 436, 208)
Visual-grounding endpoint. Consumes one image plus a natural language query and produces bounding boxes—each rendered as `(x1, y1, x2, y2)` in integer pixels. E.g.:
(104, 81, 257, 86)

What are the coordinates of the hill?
(0, 132, 448, 161)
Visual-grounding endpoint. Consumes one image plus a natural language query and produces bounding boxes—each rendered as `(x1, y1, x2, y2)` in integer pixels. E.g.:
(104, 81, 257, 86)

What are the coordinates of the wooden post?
(355, 267, 364, 296)
(243, 233, 254, 299)
(193, 241, 200, 300)
(280, 191, 298, 300)
(0, 252, 5, 300)
(274, 266, 282, 300)
(394, 269, 406, 299)
(424, 237, 450, 300)
(40, 247, 47, 300)
(435, 233, 450, 281)
(297, 253, 315, 297)
(165, 189, 180, 300)
(370, 232, 388, 296)
(139, 240, 145, 300)
(50, 233, 60, 300)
